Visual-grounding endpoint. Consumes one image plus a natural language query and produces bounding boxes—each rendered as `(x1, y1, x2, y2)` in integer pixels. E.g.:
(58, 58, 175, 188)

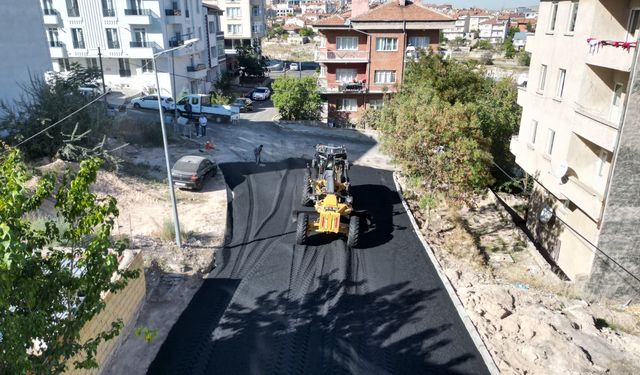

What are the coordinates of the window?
(47, 28, 61, 47)
(66, 0, 79, 17)
(71, 28, 85, 48)
(227, 7, 241, 18)
(369, 99, 383, 109)
(195, 0, 200, 13)
(106, 28, 120, 49)
(141, 59, 153, 72)
(118, 58, 131, 76)
(198, 26, 202, 40)
(228, 24, 242, 34)
(374, 70, 396, 84)
(611, 82, 625, 122)
(567, 2, 579, 33)
(408, 36, 430, 49)
(596, 149, 608, 178)
(627, 9, 640, 41)
(336, 68, 357, 83)
(336, 98, 357, 112)
(209, 21, 216, 34)
(132, 28, 146, 47)
(548, 2, 558, 32)
(58, 58, 70, 72)
(376, 37, 398, 51)
(43, 0, 54, 15)
(252, 6, 260, 17)
(101, 0, 115, 16)
(529, 120, 538, 145)
(556, 69, 566, 98)
(86, 58, 98, 69)
(336, 36, 358, 50)
(545, 128, 555, 155)
(538, 64, 547, 92)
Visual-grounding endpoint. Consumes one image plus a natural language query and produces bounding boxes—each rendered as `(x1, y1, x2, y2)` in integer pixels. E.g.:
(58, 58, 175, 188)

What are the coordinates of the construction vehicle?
(296, 144, 361, 248)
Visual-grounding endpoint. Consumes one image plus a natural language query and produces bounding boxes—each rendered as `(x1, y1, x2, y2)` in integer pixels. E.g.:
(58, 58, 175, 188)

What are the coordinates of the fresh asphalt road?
(147, 159, 491, 374)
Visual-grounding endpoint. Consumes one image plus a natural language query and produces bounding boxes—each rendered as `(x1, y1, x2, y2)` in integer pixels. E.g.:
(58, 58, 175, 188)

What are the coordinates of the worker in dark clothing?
(254, 144, 263, 165)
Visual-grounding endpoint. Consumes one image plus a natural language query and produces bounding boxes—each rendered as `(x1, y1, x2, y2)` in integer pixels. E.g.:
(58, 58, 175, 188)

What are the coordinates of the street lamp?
(152, 38, 199, 247)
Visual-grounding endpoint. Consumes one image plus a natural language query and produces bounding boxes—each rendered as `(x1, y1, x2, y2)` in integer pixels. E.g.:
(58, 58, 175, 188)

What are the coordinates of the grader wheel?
(346, 215, 360, 248)
(295, 212, 309, 245)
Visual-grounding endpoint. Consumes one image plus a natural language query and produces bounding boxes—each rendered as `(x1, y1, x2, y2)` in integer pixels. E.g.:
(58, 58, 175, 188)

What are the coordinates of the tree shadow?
(147, 272, 484, 375)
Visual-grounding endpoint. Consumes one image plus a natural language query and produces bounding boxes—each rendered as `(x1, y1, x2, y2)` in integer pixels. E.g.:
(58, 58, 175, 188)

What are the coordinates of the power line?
(15, 92, 109, 148)
(492, 161, 640, 286)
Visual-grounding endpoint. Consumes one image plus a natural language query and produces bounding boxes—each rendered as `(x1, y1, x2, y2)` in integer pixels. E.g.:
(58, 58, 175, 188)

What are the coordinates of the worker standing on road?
(199, 115, 208, 138)
(254, 144, 263, 165)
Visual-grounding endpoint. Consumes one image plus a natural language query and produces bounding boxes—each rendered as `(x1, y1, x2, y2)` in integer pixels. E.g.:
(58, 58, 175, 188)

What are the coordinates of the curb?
(392, 173, 501, 375)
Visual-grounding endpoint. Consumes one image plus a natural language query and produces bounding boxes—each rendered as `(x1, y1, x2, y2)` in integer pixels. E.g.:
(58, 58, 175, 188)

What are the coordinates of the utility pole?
(171, 50, 178, 123)
(98, 47, 107, 103)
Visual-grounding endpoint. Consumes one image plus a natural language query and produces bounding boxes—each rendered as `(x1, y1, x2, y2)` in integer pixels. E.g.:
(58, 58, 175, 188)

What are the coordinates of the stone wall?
(587, 51, 640, 301)
(64, 250, 146, 375)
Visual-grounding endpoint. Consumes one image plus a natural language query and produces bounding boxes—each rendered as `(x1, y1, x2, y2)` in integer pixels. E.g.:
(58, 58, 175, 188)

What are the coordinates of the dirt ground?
(398, 177, 640, 375)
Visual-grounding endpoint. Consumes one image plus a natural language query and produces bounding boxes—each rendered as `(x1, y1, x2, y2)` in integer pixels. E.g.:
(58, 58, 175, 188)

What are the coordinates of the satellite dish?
(551, 160, 569, 179)
(539, 206, 554, 224)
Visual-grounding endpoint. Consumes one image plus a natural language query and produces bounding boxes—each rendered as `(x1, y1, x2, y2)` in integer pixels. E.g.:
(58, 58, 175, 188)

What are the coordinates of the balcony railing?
(119, 69, 132, 77)
(165, 8, 181, 16)
(107, 41, 121, 49)
(187, 64, 207, 72)
(49, 40, 64, 47)
(103, 8, 116, 17)
(43, 8, 57, 15)
(67, 7, 80, 17)
(130, 41, 151, 48)
(315, 50, 369, 63)
(340, 81, 367, 92)
(318, 78, 368, 93)
(73, 41, 86, 49)
(169, 39, 185, 47)
(124, 8, 149, 16)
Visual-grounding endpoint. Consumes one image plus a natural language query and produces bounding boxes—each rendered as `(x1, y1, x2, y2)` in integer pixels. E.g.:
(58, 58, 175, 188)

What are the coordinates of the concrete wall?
(587, 49, 640, 301)
(0, 0, 52, 103)
(64, 251, 146, 375)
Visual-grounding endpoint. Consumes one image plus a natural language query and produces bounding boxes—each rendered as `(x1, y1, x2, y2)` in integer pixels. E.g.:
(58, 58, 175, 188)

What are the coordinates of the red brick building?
(313, 0, 454, 123)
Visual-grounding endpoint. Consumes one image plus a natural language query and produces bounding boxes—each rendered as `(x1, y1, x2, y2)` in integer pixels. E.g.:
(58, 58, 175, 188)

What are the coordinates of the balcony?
(119, 69, 132, 77)
(315, 50, 369, 63)
(107, 41, 121, 49)
(560, 176, 604, 221)
(187, 64, 207, 72)
(573, 104, 619, 152)
(124, 8, 151, 24)
(72, 41, 86, 49)
(318, 79, 368, 93)
(165, 8, 182, 23)
(130, 41, 152, 48)
(187, 64, 208, 79)
(43, 9, 60, 25)
(49, 41, 66, 58)
(67, 7, 80, 17)
(584, 43, 635, 73)
(103, 8, 116, 17)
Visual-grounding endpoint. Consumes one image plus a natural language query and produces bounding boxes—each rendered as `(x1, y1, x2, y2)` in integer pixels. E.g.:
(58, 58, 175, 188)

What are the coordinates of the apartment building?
(510, 0, 640, 299)
(203, 2, 227, 83)
(0, 2, 51, 104)
(205, 0, 266, 57)
(313, 0, 454, 123)
(478, 18, 509, 44)
(443, 16, 470, 41)
(41, 0, 219, 96)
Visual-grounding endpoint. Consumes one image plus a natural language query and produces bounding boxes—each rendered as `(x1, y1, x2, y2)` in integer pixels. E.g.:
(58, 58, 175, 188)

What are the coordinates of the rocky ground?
(399, 178, 640, 375)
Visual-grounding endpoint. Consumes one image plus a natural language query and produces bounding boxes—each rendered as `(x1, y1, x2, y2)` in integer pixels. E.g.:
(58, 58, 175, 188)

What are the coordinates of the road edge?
(392, 173, 500, 375)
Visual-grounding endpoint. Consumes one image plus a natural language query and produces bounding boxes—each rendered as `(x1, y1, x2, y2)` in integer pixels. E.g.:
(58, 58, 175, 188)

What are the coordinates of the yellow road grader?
(295, 144, 361, 248)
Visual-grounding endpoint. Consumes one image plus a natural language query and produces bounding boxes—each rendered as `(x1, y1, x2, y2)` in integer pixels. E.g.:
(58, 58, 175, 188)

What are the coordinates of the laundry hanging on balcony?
(586, 37, 637, 54)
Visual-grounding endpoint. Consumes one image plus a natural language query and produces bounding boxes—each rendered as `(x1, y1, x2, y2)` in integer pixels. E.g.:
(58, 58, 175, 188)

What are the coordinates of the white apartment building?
(443, 17, 470, 41)
(41, 0, 216, 97)
(204, 2, 227, 83)
(0, 2, 51, 104)
(510, 0, 640, 299)
(479, 18, 508, 44)
(205, 0, 266, 57)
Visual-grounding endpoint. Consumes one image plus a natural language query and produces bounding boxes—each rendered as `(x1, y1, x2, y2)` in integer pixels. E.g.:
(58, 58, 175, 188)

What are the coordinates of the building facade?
(206, 0, 266, 57)
(510, 0, 640, 299)
(479, 18, 509, 44)
(313, 0, 453, 123)
(204, 2, 227, 84)
(40, 0, 221, 96)
(0, 1, 51, 104)
(443, 16, 470, 41)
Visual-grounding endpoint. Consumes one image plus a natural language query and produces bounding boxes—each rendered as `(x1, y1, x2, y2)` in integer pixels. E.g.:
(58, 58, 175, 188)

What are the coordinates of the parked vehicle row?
(131, 95, 176, 111)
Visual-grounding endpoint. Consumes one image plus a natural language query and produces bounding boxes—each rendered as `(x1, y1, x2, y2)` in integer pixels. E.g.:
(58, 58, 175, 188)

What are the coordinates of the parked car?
(79, 83, 108, 97)
(251, 87, 271, 101)
(131, 95, 176, 111)
(267, 63, 283, 72)
(231, 97, 253, 112)
(171, 155, 217, 190)
(289, 62, 300, 71)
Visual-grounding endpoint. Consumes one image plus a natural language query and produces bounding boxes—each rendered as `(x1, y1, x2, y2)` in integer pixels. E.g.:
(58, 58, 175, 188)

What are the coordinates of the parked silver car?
(131, 95, 176, 111)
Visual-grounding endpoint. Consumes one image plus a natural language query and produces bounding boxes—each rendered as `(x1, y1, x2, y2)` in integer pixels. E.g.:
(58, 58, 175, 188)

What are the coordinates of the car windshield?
(173, 160, 201, 173)
(255, 88, 267, 93)
(165, 98, 174, 102)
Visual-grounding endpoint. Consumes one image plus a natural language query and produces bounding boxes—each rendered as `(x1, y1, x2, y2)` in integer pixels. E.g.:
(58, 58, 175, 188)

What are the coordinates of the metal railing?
(49, 40, 64, 47)
(119, 69, 132, 77)
(124, 8, 149, 16)
(107, 41, 120, 49)
(187, 64, 207, 72)
(102, 8, 115, 17)
(314, 50, 369, 62)
(43, 8, 57, 15)
(73, 41, 86, 49)
(169, 39, 184, 47)
(130, 41, 151, 48)
(340, 82, 367, 92)
(165, 8, 181, 16)
(67, 7, 80, 17)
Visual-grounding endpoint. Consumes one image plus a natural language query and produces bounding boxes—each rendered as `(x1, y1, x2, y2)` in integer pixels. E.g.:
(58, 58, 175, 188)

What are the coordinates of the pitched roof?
(351, 1, 453, 22)
(312, 12, 351, 26)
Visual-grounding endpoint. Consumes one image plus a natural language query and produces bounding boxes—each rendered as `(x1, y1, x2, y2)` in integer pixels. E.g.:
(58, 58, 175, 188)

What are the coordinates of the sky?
(438, 1, 538, 11)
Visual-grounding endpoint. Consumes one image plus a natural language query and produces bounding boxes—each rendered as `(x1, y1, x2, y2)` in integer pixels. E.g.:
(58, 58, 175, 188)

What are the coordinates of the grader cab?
(296, 145, 361, 248)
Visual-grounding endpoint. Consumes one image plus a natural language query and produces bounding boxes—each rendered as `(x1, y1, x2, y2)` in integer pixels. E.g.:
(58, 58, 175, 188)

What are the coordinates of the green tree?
(507, 26, 519, 40)
(298, 26, 315, 37)
(236, 45, 266, 77)
(266, 25, 286, 39)
(272, 76, 321, 120)
(0, 148, 138, 374)
(0, 66, 109, 161)
(517, 51, 531, 66)
(476, 39, 493, 50)
(504, 38, 516, 59)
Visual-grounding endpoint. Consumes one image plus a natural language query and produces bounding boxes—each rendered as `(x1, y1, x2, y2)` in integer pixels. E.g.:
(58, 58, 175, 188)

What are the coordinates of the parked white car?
(251, 87, 271, 101)
(131, 95, 176, 111)
(289, 62, 300, 71)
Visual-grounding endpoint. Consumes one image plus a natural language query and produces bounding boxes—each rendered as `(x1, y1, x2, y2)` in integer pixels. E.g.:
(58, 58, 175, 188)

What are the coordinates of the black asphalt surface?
(148, 159, 490, 375)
